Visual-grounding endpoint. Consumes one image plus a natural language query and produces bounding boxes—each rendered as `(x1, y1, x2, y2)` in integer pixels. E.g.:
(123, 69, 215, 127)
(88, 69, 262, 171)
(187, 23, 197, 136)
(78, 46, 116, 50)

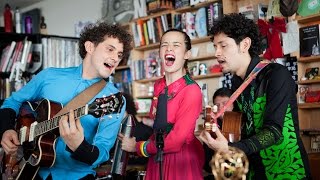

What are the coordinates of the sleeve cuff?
(70, 139, 99, 165)
(0, 108, 16, 138)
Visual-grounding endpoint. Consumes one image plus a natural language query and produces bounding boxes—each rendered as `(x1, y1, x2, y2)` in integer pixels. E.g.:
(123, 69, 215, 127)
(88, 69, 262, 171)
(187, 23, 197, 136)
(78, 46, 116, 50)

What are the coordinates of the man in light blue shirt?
(0, 22, 133, 180)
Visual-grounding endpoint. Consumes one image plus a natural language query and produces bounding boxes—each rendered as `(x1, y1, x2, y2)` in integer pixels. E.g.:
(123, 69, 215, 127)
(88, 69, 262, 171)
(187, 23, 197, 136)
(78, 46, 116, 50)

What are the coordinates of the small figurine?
(199, 63, 207, 75)
(40, 16, 47, 34)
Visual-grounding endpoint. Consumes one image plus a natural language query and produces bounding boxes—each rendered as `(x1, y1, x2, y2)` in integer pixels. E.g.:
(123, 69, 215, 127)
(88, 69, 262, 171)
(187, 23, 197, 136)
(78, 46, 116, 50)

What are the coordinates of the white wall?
(1, 0, 103, 37)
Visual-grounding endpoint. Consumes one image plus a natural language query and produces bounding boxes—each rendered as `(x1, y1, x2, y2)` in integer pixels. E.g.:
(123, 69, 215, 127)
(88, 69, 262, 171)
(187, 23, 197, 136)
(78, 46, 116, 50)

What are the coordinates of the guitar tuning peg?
(108, 115, 112, 119)
(102, 94, 107, 98)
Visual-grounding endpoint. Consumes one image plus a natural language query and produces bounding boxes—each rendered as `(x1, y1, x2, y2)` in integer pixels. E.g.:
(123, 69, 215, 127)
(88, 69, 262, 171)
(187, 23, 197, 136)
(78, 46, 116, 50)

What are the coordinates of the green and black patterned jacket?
(230, 57, 311, 180)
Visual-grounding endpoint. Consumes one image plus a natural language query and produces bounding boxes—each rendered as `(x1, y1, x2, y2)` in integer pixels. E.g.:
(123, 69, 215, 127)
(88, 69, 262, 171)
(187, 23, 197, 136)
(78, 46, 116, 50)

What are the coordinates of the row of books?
(131, 2, 222, 47)
(0, 39, 37, 73)
(131, 13, 171, 47)
(41, 37, 81, 69)
(131, 51, 163, 80)
(0, 37, 81, 75)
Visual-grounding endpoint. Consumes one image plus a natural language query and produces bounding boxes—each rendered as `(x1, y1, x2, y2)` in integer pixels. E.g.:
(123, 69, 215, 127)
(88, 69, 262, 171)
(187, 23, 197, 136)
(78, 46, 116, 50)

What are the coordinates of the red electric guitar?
(2, 93, 124, 180)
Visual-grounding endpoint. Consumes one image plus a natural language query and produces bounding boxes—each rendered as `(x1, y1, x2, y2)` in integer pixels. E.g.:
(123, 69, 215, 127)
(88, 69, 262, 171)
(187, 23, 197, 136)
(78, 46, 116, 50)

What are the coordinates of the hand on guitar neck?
(203, 105, 242, 143)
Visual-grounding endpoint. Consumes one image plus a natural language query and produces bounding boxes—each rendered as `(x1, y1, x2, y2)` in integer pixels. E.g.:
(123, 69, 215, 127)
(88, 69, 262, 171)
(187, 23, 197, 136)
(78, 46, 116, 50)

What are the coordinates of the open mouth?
(104, 63, 114, 69)
(165, 54, 175, 66)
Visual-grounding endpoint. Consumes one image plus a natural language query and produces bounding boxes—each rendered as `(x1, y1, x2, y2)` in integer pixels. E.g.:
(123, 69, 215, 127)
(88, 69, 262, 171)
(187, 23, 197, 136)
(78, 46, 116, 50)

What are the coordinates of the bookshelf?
(296, 14, 320, 179)
(129, 0, 272, 129)
(0, 32, 80, 101)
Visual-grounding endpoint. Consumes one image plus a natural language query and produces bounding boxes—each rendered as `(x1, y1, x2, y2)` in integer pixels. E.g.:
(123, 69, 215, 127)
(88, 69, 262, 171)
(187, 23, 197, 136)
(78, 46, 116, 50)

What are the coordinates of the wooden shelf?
(135, 76, 162, 83)
(307, 151, 320, 154)
(192, 72, 223, 80)
(297, 14, 320, 24)
(298, 79, 320, 85)
(298, 56, 320, 63)
(131, 10, 173, 22)
(189, 55, 216, 62)
(134, 72, 222, 83)
(301, 129, 320, 135)
(136, 95, 153, 99)
(136, 113, 150, 117)
(115, 65, 130, 71)
(134, 36, 212, 51)
(298, 103, 320, 109)
(175, 0, 219, 13)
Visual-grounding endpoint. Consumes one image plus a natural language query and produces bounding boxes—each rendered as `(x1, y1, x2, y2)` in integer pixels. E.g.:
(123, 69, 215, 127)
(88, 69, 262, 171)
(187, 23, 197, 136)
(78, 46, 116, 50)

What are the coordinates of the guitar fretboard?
(34, 105, 87, 137)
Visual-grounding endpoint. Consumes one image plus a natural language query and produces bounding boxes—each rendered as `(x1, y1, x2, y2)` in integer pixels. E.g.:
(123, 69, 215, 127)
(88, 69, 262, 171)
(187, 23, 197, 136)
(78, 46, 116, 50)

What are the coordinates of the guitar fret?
(30, 93, 123, 139)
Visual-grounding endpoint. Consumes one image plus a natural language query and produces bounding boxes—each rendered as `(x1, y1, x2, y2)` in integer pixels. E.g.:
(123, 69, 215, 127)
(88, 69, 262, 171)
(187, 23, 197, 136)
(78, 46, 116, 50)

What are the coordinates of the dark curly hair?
(79, 22, 133, 61)
(209, 13, 262, 57)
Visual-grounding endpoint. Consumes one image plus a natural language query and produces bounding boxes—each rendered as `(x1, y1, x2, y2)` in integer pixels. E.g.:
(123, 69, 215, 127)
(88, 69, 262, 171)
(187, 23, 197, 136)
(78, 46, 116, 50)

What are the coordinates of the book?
(27, 43, 42, 73)
(298, 85, 309, 104)
(198, 81, 209, 107)
(1, 41, 17, 72)
(195, 7, 208, 38)
(299, 24, 320, 57)
(188, 61, 200, 76)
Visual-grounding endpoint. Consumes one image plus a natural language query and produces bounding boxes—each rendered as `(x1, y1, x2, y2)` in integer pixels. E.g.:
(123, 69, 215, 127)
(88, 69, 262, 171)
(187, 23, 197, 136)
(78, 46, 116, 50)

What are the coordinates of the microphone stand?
(155, 129, 164, 180)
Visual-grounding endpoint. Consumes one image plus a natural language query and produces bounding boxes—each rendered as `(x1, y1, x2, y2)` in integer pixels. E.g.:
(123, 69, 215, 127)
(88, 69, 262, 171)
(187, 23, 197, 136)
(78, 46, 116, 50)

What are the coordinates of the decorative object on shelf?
(297, 0, 320, 17)
(74, 21, 93, 37)
(279, 0, 298, 17)
(298, 85, 309, 103)
(305, 67, 319, 80)
(258, 17, 287, 60)
(147, 0, 173, 14)
(175, 0, 189, 9)
(266, 0, 282, 19)
(281, 20, 299, 55)
(135, 98, 152, 113)
(199, 63, 207, 75)
(102, 0, 134, 24)
(40, 16, 47, 35)
(14, 7, 22, 33)
(24, 16, 32, 34)
(21, 8, 41, 34)
(305, 90, 320, 103)
(189, 61, 200, 76)
(299, 24, 320, 57)
(3, 3, 13, 33)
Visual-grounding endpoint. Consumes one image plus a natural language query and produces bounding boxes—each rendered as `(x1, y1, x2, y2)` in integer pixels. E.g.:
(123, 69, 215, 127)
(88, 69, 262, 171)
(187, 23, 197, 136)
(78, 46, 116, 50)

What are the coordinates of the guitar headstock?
(88, 92, 124, 118)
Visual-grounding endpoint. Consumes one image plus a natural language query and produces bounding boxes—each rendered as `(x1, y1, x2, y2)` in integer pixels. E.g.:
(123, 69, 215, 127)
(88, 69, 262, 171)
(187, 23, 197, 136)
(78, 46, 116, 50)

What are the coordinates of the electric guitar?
(2, 92, 124, 180)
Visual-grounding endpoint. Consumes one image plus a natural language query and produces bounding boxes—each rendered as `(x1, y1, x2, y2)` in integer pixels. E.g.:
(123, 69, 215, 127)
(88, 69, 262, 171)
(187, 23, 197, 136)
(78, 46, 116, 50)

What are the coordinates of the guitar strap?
(212, 60, 271, 121)
(53, 79, 107, 117)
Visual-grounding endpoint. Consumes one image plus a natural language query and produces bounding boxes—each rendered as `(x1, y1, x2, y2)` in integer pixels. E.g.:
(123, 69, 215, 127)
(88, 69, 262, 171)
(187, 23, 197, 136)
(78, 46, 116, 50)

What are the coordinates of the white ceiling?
(1, 0, 42, 12)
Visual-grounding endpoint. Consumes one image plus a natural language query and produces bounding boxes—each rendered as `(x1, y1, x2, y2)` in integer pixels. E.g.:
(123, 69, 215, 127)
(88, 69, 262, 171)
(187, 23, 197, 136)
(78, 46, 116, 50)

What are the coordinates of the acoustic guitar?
(2, 92, 124, 180)
(204, 106, 242, 142)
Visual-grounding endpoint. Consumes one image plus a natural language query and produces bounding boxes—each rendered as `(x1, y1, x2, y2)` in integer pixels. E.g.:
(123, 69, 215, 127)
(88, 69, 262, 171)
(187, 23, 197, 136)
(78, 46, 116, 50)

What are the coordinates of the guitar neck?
(33, 105, 88, 137)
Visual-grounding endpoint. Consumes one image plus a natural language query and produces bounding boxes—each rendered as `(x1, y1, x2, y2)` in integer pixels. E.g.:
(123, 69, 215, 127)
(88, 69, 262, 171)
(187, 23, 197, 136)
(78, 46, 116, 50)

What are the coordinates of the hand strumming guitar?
(59, 110, 84, 152)
(1, 130, 20, 154)
(199, 128, 229, 153)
